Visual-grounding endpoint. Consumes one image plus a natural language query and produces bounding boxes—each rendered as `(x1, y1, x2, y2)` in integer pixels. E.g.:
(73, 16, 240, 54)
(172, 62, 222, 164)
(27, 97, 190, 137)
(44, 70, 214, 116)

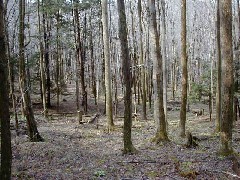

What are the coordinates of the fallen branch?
(117, 160, 167, 164)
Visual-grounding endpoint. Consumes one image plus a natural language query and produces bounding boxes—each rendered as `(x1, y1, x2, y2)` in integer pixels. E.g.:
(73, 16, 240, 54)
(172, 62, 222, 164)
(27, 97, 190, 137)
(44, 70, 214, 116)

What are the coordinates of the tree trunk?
(19, 0, 43, 142)
(43, 11, 51, 108)
(73, 1, 80, 113)
(89, 10, 97, 105)
(117, 0, 137, 154)
(179, 0, 187, 137)
(56, 10, 60, 111)
(219, 0, 234, 156)
(215, 0, 222, 131)
(37, 0, 47, 118)
(149, 0, 169, 143)
(161, 0, 168, 124)
(81, 13, 88, 113)
(101, 0, 114, 131)
(0, 0, 12, 178)
(5, 4, 18, 132)
(74, 0, 87, 114)
(138, 0, 147, 120)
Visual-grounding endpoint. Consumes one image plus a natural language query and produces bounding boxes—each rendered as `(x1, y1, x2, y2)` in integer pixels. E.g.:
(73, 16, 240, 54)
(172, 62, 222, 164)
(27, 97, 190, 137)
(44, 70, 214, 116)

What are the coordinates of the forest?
(0, 0, 240, 179)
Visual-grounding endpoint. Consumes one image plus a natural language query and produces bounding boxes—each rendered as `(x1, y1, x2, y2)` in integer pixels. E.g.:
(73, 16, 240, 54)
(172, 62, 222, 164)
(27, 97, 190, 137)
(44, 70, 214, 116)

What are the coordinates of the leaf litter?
(9, 94, 240, 180)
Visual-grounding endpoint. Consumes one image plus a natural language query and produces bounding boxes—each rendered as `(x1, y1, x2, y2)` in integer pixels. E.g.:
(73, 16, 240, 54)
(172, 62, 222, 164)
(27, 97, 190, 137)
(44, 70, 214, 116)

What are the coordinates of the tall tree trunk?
(101, 0, 114, 130)
(81, 13, 87, 113)
(19, 0, 43, 142)
(73, 0, 80, 113)
(138, 0, 147, 120)
(56, 10, 60, 111)
(37, 0, 47, 118)
(219, 0, 234, 156)
(43, 11, 51, 108)
(149, 0, 169, 143)
(161, 0, 168, 124)
(179, 0, 187, 137)
(74, 0, 87, 114)
(117, 0, 137, 154)
(5, 1, 18, 132)
(0, 0, 12, 178)
(89, 10, 97, 105)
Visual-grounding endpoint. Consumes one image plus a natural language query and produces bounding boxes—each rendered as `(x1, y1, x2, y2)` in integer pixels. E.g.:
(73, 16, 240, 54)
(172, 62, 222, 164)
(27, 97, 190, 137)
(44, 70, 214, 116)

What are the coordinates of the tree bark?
(138, 0, 147, 120)
(0, 0, 12, 178)
(101, 0, 114, 131)
(219, 0, 234, 156)
(161, 0, 168, 124)
(37, 0, 47, 118)
(117, 0, 137, 154)
(43, 10, 51, 108)
(149, 0, 169, 143)
(215, 0, 222, 133)
(179, 0, 187, 137)
(74, 0, 87, 114)
(19, 0, 43, 142)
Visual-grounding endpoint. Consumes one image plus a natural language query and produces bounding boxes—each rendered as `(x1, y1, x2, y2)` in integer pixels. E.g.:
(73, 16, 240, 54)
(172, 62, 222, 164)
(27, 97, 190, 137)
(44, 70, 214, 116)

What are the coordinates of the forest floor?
(9, 84, 240, 180)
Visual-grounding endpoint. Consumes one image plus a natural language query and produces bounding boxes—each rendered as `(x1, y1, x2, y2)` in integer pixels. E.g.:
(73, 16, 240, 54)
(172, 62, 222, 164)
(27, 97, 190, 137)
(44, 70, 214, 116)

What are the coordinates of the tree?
(219, 0, 234, 155)
(179, 0, 187, 137)
(137, 0, 147, 120)
(0, 0, 12, 178)
(117, 0, 137, 154)
(215, 0, 221, 133)
(37, 0, 47, 118)
(149, 0, 168, 143)
(161, 0, 168, 123)
(73, 0, 88, 114)
(42, 8, 51, 108)
(19, 0, 43, 142)
(101, 0, 114, 131)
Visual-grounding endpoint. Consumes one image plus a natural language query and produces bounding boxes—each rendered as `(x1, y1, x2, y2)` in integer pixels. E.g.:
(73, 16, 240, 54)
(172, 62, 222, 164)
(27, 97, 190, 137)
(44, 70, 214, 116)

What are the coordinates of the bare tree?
(0, 0, 12, 178)
(149, 0, 169, 143)
(215, 0, 221, 132)
(19, 0, 43, 142)
(219, 0, 234, 155)
(179, 0, 187, 137)
(138, 0, 147, 120)
(37, 0, 47, 118)
(117, 0, 137, 154)
(101, 0, 114, 131)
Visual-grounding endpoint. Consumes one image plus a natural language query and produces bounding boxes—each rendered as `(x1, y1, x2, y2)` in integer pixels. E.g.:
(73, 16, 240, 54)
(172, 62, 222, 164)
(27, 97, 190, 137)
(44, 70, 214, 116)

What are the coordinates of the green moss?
(146, 170, 159, 178)
(122, 145, 138, 155)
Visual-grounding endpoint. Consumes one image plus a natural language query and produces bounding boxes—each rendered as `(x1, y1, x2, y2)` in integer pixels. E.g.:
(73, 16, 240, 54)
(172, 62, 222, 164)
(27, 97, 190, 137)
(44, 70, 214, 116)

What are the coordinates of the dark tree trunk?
(43, 11, 51, 108)
(19, 0, 43, 142)
(138, 0, 147, 120)
(0, 1, 12, 178)
(117, 0, 137, 154)
(215, 0, 222, 133)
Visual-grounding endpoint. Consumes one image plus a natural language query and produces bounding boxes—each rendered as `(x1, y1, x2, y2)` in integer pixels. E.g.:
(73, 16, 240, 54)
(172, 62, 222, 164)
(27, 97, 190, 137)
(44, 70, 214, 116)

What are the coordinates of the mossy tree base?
(123, 144, 138, 155)
(218, 132, 233, 156)
(107, 124, 115, 133)
(151, 132, 169, 144)
(180, 130, 186, 138)
(217, 148, 234, 157)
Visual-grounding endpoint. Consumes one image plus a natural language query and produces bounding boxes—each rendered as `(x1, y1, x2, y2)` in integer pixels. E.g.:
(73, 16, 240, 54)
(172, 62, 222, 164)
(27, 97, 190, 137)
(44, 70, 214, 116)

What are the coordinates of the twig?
(117, 160, 167, 164)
